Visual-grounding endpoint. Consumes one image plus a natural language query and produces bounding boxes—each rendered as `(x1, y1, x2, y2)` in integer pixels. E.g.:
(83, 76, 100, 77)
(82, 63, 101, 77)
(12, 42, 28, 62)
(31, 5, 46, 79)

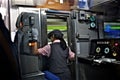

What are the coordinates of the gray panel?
(75, 22, 97, 57)
(20, 55, 39, 75)
(80, 42, 89, 57)
(76, 23, 98, 40)
(75, 11, 98, 57)
(21, 13, 40, 55)
(16, 8, 45, 80)
(69, 10, 102, 80)
(76, 41, 89, 57)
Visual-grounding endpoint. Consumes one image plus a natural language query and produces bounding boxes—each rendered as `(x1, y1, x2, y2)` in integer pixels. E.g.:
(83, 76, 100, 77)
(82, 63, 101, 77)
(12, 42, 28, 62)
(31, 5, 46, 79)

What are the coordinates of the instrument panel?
(89, 39, 120, 60)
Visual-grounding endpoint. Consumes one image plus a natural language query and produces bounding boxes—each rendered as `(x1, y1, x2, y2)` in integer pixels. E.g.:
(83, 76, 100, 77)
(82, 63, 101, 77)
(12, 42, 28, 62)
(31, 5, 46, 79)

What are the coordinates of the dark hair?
(48, 29, 67, 50)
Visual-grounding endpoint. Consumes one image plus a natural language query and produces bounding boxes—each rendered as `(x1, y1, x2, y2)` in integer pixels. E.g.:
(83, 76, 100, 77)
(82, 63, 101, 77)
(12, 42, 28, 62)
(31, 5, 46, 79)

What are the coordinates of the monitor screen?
(104, 22, 120, 38)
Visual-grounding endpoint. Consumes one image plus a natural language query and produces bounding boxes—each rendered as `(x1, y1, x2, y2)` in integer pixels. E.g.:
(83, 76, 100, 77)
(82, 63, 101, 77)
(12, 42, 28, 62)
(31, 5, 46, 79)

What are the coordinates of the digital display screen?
(104, 22, 120, 38)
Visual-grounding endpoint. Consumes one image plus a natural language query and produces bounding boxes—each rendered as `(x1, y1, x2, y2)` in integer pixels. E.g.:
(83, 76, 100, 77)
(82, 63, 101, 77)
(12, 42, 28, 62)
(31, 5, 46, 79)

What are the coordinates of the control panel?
(89, 39, 120, 60)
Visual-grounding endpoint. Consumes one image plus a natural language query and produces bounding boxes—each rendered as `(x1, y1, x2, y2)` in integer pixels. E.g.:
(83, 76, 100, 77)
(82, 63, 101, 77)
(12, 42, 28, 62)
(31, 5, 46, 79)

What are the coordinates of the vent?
(11, 0, 36, 6)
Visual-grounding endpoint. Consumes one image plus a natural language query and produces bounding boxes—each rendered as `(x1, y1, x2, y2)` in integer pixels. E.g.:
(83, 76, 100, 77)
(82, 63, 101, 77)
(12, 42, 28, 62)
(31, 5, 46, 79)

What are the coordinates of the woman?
(33, 29, 75, 80)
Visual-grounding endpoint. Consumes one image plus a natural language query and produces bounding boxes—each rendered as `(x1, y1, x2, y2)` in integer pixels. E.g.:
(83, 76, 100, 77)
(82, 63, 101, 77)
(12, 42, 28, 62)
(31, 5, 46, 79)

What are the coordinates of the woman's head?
(48, 29, 63, 41)
(48, 29, 67, 50)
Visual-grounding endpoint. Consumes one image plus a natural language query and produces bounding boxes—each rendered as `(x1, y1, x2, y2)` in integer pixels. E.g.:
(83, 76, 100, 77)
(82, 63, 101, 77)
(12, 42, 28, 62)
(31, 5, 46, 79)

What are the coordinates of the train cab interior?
(0, 0, 120, 80)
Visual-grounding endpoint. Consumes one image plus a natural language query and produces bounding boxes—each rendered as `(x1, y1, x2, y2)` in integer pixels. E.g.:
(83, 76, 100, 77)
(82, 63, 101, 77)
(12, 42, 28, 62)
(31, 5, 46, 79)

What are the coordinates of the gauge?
(96, 47, 101, 53)
(104, 47, 110, 54)
(90, 22, 96, 28)
(113, 52, 117, 57)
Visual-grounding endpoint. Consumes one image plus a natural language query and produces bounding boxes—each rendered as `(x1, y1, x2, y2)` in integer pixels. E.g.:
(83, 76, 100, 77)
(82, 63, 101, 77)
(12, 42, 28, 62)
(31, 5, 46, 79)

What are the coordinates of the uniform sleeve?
(38, 44, 51, 57)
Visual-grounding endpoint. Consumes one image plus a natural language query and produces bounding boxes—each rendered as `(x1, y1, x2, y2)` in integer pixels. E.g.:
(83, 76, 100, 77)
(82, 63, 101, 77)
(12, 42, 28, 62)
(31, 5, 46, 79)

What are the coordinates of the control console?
(89, 38, 120, 61)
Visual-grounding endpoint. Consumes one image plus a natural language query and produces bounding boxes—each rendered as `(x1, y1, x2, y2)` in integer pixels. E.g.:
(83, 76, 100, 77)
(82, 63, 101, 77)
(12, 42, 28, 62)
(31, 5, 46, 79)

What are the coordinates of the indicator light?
(114, 43, 119, 46)
(113, 52, 117, 57)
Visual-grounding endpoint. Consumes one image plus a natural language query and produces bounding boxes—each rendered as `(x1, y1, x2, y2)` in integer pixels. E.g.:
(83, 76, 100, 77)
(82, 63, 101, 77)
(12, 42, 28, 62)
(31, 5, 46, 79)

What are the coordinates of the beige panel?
(36, 0, 70, 11)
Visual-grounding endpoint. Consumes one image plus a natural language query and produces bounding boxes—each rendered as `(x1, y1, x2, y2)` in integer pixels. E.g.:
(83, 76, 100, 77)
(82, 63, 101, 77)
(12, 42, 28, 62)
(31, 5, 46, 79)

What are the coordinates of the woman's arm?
(30, 41, 51, 57)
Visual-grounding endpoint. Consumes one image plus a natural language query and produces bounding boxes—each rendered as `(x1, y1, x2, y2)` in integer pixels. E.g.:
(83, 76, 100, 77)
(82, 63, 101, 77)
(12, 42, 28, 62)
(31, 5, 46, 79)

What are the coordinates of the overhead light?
(60, 0, 63, 4)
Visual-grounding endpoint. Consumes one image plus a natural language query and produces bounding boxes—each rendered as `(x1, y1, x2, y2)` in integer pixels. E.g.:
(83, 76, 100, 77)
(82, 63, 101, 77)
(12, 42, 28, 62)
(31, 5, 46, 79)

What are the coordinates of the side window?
(47, 18, 68, 44)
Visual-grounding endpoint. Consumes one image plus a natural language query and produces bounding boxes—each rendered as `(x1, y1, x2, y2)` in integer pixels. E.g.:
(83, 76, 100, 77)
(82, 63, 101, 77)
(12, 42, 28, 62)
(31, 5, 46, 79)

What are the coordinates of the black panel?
(89, 38, 120, 60)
